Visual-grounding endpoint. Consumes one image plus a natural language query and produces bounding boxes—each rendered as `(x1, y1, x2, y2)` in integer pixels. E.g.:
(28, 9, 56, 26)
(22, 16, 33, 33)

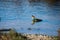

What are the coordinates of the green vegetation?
(0, 29, 27, 40)
(54, 36, 58, 40)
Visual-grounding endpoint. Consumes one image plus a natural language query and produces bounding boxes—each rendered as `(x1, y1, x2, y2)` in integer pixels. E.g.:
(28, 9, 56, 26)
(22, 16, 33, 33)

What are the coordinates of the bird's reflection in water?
(32, 15, 42, 25)
(32, 20, 35, 25)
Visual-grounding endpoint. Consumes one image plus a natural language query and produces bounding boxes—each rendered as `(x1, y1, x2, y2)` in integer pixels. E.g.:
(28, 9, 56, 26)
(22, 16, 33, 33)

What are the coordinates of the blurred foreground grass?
(0, 29, 27, 40)
(0, 29, 59, 40)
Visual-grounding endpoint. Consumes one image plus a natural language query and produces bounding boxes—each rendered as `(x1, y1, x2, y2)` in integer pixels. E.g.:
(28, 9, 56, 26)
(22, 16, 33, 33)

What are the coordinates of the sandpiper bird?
(32, 15, 42, 25)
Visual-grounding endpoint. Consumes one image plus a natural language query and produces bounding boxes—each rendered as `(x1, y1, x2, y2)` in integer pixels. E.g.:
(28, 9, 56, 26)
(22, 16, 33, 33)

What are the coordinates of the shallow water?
(0, 0, 60, 36)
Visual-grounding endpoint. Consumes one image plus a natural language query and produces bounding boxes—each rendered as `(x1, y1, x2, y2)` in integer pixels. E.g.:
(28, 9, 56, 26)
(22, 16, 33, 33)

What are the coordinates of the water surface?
(0, 0, 60, 36)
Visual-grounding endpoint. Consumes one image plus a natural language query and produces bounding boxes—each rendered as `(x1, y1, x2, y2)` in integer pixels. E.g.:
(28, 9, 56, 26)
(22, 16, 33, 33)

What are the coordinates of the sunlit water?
(0, 0, 60, 36)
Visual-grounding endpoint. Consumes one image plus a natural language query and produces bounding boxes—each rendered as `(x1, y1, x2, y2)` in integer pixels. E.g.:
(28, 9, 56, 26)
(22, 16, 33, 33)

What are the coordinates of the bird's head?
(32, 15, 35, 19)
